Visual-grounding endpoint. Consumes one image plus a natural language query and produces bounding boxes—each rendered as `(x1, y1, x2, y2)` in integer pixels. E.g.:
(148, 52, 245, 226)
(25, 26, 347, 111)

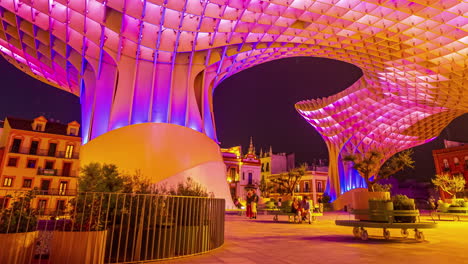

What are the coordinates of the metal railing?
(33, 189, 77, 196)
(10, 147, 80, 159)
(0, 190, 225, 263)
(37, 168, 77, 177)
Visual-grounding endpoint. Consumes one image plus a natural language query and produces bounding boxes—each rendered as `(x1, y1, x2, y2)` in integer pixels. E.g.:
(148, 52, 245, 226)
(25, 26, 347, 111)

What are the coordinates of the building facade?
(258, 147, 328, 204)
(0, 116, 81, 215)
(221, 139, 261, 201)
(432, 140, 468, 200)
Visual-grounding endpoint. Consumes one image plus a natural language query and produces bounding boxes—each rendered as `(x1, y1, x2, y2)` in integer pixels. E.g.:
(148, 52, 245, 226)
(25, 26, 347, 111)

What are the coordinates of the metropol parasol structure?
(0, 0, 466, 203)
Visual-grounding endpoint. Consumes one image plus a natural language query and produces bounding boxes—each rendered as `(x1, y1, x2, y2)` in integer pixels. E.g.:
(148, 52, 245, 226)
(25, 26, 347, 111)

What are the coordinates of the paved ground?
(157, 212, 468, 264)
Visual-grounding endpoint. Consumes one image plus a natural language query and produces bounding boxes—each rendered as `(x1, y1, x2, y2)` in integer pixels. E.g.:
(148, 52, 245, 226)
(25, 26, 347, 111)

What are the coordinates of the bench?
(351, 209, 421, 223)
(339, 209, 435, 241)
(272, 208, 323, 224)
(431, 207, 468, 221)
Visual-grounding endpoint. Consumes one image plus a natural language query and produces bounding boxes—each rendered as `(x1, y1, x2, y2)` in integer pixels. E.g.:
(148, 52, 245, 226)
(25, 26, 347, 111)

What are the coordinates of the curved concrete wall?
(81, 123, 234, 208)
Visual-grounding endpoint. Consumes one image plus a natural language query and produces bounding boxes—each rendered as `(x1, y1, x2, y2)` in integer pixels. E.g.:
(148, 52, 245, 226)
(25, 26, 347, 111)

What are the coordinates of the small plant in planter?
(0, 191, 38, 264)
(392, 195, 416, 223)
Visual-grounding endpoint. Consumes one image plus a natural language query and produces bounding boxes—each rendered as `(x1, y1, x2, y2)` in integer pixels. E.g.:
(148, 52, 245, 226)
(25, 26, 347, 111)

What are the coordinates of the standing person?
(246, 191, 253, 218)
(428, 196, 436, 211)
(251, 190, 259, 219)
(318, 197, 324, 213)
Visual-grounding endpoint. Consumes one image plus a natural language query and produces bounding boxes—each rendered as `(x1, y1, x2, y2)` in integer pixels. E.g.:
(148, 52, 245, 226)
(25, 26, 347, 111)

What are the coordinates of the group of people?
(291, 196, 313, 222)
(246, 190, 259, 219)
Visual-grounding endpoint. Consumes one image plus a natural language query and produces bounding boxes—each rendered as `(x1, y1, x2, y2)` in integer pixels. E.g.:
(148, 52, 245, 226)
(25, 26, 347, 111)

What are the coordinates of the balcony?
(10, 147, 79, 159)
(33, 189, 77, 196)
(37, 168, 77, 177)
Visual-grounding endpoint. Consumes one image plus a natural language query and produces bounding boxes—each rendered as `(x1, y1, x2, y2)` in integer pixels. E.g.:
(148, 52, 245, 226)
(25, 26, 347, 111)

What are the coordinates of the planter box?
(107, 225, 176, 262)
(174, 225, 210, 255)
(49, 230, 107, 264)
(0, 231, 38, 264)
(393, 199, 416, 223)
(351, 191, 390, 220)
(368, 200, 393, 222)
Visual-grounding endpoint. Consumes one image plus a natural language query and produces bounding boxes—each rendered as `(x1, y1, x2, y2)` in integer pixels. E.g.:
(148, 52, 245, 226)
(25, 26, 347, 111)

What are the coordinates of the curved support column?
(80, 123, 235, 209)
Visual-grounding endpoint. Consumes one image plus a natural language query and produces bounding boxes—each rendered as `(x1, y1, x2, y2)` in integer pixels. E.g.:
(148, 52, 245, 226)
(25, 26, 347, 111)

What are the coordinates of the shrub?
(0, 191, 37, 233)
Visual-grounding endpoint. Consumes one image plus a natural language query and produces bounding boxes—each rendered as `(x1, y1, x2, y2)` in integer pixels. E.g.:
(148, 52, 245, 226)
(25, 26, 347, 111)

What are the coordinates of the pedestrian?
(246, 191, 253, 218)
(428, 196, 436, 211)
(251, 190, 259, 219)
(318, 197, 324, 213)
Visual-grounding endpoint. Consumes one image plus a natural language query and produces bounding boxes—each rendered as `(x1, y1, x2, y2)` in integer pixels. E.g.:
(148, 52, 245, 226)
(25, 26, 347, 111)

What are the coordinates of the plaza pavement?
(157, 212, 468, 264)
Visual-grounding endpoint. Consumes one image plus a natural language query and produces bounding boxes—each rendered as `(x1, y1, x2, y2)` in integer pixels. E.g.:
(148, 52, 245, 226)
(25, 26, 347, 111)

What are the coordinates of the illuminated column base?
(80, 123, 234, 209)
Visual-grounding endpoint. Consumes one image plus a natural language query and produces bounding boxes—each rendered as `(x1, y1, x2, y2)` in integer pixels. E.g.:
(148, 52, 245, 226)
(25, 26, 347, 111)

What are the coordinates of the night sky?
(1, 55, 467, 183)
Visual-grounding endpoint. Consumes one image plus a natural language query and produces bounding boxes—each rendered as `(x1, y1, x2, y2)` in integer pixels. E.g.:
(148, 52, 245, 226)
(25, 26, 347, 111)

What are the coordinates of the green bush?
(0, 191, 37, 233)
(265, 201, 275, 209)
(392, 194, 416, 223)
(451, 199, 466, 207)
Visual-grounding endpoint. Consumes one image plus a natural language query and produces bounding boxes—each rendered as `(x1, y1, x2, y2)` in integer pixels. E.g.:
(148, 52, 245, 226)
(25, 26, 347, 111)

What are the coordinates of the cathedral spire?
(248, 137, 254, 154)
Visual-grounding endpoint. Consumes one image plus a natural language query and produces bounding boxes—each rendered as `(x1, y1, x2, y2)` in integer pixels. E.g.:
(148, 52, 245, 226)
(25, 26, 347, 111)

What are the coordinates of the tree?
(270, 164, 307, 197)
(79, 163, 124, 193)
(432, 174, 466, 199)
(258, 176, 274, 198)
(343, 149, 414, 191)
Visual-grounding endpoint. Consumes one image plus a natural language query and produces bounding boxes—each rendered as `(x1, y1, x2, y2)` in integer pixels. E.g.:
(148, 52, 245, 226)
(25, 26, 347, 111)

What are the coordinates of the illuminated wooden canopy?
(0, 0, 466, 198)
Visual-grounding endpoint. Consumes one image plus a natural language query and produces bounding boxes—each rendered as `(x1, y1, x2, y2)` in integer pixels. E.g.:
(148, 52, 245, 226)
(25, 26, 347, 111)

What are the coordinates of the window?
(242, 172, 245, 180)
(35, 124, 43, 131)
(248, 173, 253, 185)
(65, 145, 74, 159)
(295, 184, 300, 193)
(454, 157, 460, 166)
(23, 179, 32, 188)
(69, 128, 77, 136)
(317, 182, 323, 193)
(59, 181, 68, 195)
(56, 200, 66, 211)
(29, 141, 39, 155)
(7, 157, 18, 167)
(38, 199, 47, 212)
(48, 143, 57, 157)
(261, 163, 264, 172)
(26, 159, 37, 168)
(10, 138, 21, 153)
(304, 182, 310, 192)
(3, 177, 13, 187)
(45, 161, 54, 170)
(465, 156, 468, 169)
(443, 159, 450, 171)
(229, 168, 236, 180)
(266, 163, 270, 172)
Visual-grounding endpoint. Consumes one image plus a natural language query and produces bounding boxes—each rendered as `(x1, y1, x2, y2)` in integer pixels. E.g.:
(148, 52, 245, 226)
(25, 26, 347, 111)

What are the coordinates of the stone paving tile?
(156, 212, 468, 264)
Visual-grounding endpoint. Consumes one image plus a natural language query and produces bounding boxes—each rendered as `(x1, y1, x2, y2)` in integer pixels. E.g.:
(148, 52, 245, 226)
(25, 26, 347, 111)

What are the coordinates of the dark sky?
(1, 55, 467, 183)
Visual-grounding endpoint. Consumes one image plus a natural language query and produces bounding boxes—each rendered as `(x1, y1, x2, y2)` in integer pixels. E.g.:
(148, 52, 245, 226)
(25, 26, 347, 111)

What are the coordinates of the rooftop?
(6, 117, 80, 137)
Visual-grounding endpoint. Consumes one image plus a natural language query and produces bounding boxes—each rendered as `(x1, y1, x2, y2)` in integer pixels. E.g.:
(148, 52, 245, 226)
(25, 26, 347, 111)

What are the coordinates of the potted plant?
(49, 163, 123, 264)
(392, 194, 416, 223)
(170, 177, 211, 255)
(432, 173, 465, 201)
(343, 149, 414, 219)
(0, 191, 38, 264)
(368, 198, 393, 222)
